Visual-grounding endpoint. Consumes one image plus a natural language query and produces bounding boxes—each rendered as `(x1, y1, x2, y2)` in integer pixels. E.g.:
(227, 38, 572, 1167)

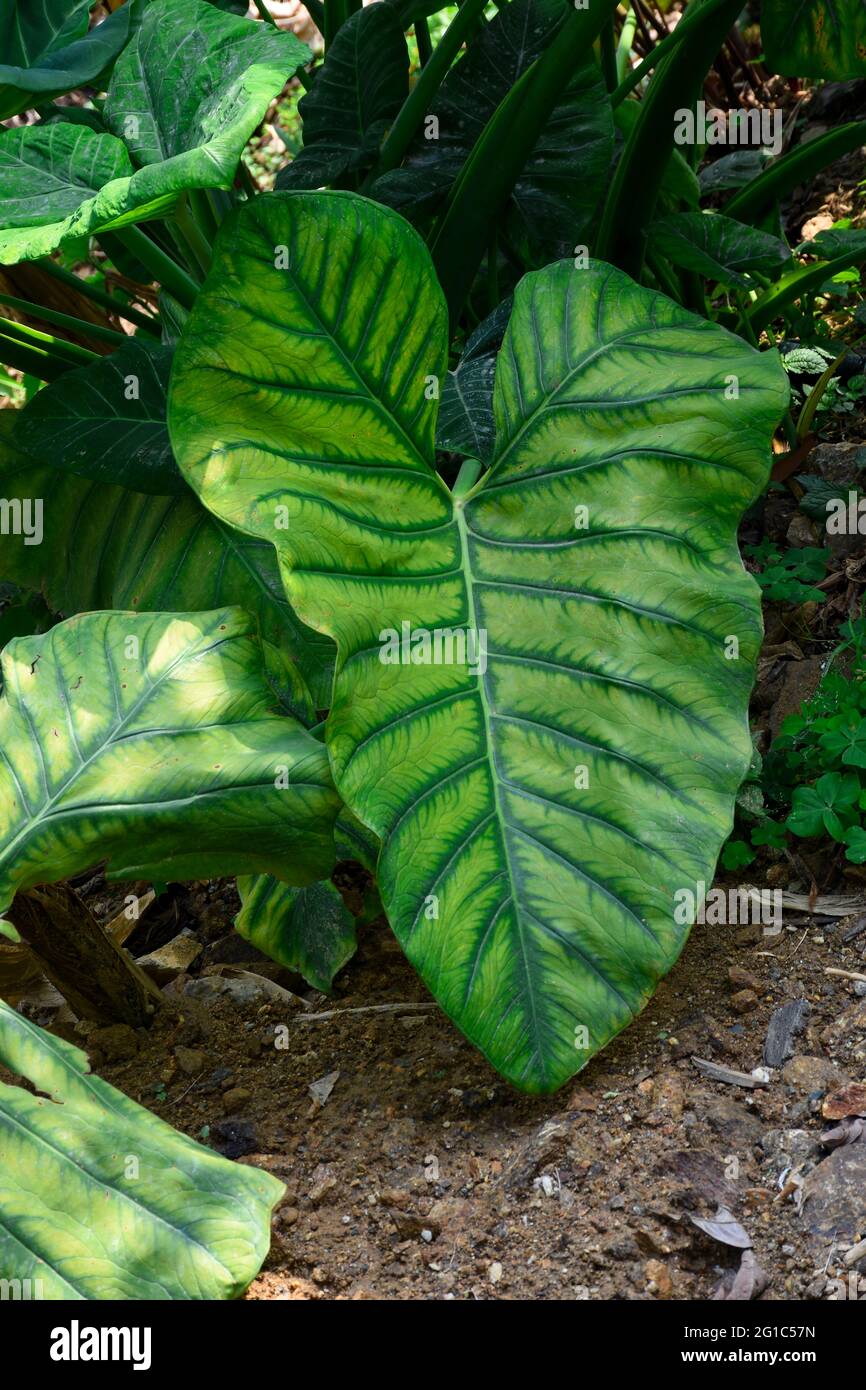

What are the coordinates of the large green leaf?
(169, 191, 789, 1093)
(13, 338, 184, 496)
(370, 0, 614, 261)
(0, 423, 334, 711)
(0, 1, 143, 121)
(650, 212, 792, 291)
(276, 3, 408, 191)
(762, 0, 866, 80)
(0, 123, 135, 241)
(235, 875, 356, 993)
(0, 999, 283, 1299)
(0, 606, 339, 938)
(0, 0, 310, 264)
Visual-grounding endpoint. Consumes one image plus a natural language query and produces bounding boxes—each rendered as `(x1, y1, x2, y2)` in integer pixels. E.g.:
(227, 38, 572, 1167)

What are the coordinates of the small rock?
(764, 999, 810, 1069)
(728, 966, 761, 993)
(222, 1086, 252, 1112)
(308, 1164, 338, 1206)
(734, 924, 764, 947)
(731, 989, 759, 1015)
(185, 976, 230, 1003)
(90, 1023, 138, 1061)
(278, 1207, 299, 1228)
(820, 1000, 866, 1048)
(813, 441, 866, 486)
(488, 1261, 503, 1285)
(786, 513, 818, 548)
(759, 1127, 821, 1172)
(209, 1118, 259, 1159)
(426, 1196, 468, 1229)
(801, 1143, 866, 1238)
(174, 1046, 207, 1075)
(700, 1095, 764, 1147)
(822, 1082, 866, 1120)
(645, 1259, 673, 1298)
(782, 1054, 849, 1096)
(137, 930, 201, 984)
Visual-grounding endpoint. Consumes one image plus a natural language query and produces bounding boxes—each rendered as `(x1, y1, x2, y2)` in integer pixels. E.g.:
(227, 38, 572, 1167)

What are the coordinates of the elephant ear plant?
(5, 0, 854, 1297)
(168, 189, 788, 1093)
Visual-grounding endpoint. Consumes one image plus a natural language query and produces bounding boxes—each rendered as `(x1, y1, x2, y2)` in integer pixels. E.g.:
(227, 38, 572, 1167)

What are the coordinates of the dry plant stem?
(8, 884, 161, 1027)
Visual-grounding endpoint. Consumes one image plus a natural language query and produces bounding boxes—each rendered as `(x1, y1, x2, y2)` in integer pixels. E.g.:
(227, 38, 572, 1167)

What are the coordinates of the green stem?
(757, 319, 798, 449)
(0, 330, 71, 382)
(237, 158, 260, 200)
(725, 121, 866, 225)
(797, 346, 849, 441)
(113, 225, 199, 310)
(174, 196, 213, 278)
(189, 188, 220, 243)
(0, 315, 98, 367)
(304, 0, 325, 31)
(367, 0, 488, 183)
(645, 248, 686, 305)
(415, 16, 433, 66)
(452, 456, 482, 497)
(0, 294, 126, 348)
(324, 0, 355, 48)
(253, 0, 279, 26)
(599, 15, 618, 93)
(615, 3, 638, 83)
(36, 259, 160, 335)
(596, 0, 744, 276)
(747, 251, 866, 335)
(430, 0, 620, 325)
(611, 0, 736, 107)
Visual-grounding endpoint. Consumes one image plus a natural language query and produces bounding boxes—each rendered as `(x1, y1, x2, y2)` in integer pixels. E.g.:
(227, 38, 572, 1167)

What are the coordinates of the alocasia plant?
(168, 190, 789, 1092)
(0, 0, 853, 1296)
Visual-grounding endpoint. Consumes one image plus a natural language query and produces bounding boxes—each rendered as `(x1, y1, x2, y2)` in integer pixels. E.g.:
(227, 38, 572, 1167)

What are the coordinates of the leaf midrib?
(454, 500, 546, 1083)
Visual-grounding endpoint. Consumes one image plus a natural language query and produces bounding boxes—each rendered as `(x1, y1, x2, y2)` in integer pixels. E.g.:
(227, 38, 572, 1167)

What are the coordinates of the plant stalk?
(36, 258, 161, 335)
(430, 0, 620, 325)
(367, 0, 489, 183)
(0, 293, 127, 348)
(113, 225, 200, 310)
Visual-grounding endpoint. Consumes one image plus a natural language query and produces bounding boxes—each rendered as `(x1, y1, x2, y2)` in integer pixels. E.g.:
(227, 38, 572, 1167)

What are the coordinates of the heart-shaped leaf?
(762, 0, 866, 80)
(14, 339, 184, 496)
(170, 191, 789, 1093)
(0, 606, 339, 938)
(0, 420, 334, 712)
(0, 998, 284, 1299)
(0, 0, 143, 121)
(235, 875, 357, 993)
(0, 0, 310, 264)
(651, 212, 792, 290)
(277, 3, 408, 190)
